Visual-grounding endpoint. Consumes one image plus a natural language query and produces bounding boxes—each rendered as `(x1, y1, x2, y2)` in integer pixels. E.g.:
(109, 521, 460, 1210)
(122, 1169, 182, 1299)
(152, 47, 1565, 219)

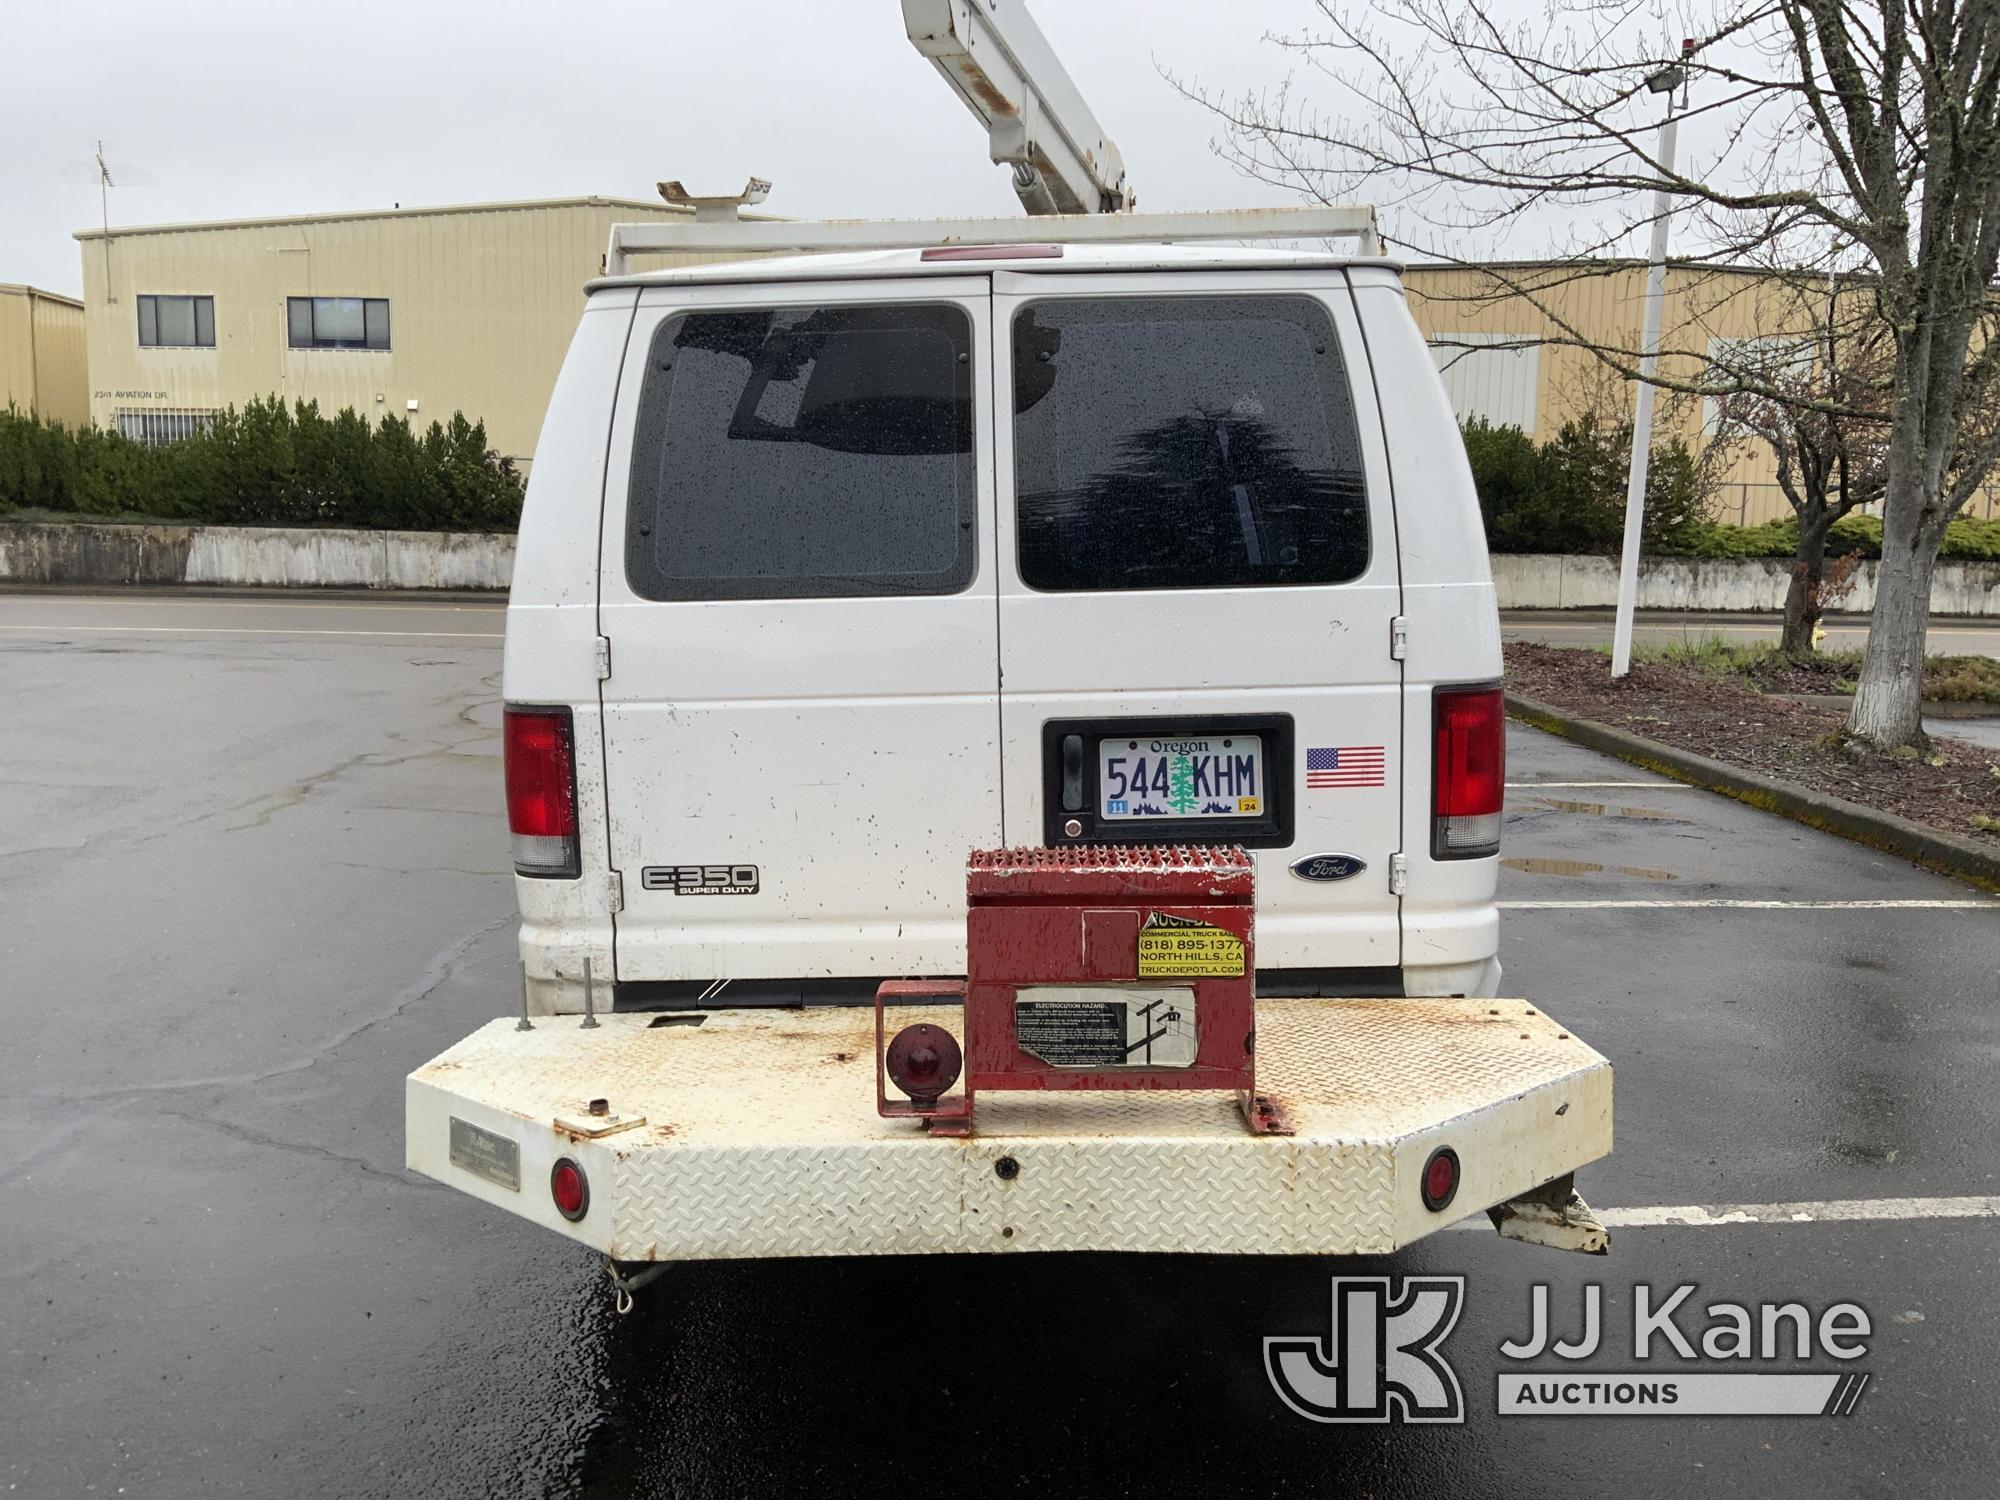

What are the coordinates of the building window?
(138, 295, 215, 348)
(116, 408, 217, 446)
(287, 296, 390, 350)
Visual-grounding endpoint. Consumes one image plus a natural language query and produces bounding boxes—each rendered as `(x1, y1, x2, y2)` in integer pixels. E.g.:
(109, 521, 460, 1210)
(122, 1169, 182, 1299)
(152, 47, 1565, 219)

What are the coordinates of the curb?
(1505, 691, 2000, 895)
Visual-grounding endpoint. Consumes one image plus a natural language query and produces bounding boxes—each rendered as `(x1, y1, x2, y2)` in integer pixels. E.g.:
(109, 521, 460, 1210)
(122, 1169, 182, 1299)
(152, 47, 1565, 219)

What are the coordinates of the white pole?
(1610, 108, 1680, 678)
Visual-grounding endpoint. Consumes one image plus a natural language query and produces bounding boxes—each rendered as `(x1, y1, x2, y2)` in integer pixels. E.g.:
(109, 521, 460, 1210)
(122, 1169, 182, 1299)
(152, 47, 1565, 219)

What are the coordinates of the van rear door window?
(1012, 295, 1369, 592)
(625, 303, 976, 601)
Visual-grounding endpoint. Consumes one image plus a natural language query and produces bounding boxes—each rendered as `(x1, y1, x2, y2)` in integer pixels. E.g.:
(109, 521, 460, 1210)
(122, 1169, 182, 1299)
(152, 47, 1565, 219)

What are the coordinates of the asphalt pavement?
(2, 590, 1996, 1499)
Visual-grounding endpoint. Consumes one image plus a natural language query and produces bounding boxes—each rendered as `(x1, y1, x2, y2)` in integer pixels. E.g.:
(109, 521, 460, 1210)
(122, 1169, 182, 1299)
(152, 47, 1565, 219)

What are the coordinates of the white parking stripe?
(0, 595, 503, 613)
(1449, 1195, 2000, 1230)
(1502, 898, 1994, 910)
(1504, 788, 1688, 800)
(0, 623, 502, 640)
(1598, 1196, 2000, 1228)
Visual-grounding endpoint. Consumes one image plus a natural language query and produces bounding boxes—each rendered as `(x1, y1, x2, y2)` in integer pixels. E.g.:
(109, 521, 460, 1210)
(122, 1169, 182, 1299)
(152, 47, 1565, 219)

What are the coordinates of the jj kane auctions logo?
(1267, 1277, 1873, 1422)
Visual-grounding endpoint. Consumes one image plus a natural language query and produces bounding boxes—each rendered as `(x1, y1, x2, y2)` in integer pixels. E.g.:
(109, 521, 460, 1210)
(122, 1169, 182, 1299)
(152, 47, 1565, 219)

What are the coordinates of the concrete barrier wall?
(1489, 553, 2000, 615)
(0, 523, 514, 591)
(5, 521, 2000, 612)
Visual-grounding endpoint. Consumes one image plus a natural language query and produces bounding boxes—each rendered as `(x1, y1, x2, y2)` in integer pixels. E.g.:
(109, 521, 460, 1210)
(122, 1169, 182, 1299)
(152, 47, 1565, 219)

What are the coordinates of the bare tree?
(1713, 287, 1891, 658)
(1174, 0, 2000, 747)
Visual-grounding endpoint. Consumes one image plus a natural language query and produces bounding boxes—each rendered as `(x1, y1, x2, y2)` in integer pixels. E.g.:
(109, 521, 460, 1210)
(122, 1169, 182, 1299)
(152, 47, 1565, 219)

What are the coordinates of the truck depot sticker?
(1136, 912, 1247, 977)
(1015, 986, 1199, 1068)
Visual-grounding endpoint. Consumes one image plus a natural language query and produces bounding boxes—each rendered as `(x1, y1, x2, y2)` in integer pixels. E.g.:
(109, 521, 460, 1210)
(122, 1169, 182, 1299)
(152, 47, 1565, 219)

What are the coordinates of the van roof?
(589, 242, 1407, 292)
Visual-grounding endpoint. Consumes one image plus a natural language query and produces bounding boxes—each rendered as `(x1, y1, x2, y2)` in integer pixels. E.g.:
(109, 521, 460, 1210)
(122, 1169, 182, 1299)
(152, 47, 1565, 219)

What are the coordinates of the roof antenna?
(72, 140, 157, 304)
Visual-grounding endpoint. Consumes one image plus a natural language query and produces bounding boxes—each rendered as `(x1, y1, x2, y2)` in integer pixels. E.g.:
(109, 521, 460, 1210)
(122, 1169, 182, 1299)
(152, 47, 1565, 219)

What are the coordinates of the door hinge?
(594, 636, 612, 681)
(1389, 853, 1408, 896)
(604, 869, 625, 913)
(1389, 616, 1409, 661)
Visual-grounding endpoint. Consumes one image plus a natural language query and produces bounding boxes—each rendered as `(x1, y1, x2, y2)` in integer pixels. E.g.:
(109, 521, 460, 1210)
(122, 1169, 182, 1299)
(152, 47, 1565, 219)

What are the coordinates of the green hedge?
(1461, 417, 2000, 561)
(1659, 512, 2000, 561)
(1461, 415, 1707, 555)
(0, 398, 523, 532)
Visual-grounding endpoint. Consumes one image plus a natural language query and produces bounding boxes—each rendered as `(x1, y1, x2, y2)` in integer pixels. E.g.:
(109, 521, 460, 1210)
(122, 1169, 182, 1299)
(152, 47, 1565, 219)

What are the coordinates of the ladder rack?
(603, 206, 1381, 276)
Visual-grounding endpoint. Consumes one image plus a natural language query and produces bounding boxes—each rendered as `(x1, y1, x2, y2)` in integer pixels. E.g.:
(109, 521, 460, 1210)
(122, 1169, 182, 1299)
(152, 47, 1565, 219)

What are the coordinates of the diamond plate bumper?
(406, 998, 1611, 1259)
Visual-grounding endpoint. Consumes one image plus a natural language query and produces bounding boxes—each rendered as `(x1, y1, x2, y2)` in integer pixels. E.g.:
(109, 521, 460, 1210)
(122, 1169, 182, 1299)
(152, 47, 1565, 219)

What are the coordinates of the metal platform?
(406, 998, 1611, 1259)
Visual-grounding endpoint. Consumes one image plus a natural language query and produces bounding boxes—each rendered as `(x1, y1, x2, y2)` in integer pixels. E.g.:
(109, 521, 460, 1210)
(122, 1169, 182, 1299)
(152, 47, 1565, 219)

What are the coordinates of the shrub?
(0, 398, 522, 531)
(1463, 415, 1708, 554)
(1458, 417, 2000, 560)
(1659, 512, 2000, 561)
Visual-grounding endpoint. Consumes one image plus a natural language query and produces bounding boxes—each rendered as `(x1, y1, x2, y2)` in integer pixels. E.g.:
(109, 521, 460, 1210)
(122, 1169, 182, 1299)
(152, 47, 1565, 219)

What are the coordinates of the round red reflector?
(1420, 1147, 1460, 1212)
(885, 1023, 963, 1103)
(551, 1157, 590, 1221)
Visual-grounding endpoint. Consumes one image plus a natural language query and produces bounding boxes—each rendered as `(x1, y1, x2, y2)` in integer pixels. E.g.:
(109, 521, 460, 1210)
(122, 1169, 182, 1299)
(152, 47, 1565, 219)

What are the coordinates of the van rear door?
(596, 277, 999, 993)
(991, 270, 1404, 979)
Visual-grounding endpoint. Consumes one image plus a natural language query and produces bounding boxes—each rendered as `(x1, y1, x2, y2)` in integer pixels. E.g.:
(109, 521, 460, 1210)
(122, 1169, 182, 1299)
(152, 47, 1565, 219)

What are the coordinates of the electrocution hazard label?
(1015, 987, 1199, 1068)
(1136, 912, 1246, 977)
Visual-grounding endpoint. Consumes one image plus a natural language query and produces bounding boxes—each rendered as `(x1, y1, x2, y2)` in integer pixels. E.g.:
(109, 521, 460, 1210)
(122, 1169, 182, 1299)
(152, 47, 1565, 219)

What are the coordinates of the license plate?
(1097, 735, 1264, 820)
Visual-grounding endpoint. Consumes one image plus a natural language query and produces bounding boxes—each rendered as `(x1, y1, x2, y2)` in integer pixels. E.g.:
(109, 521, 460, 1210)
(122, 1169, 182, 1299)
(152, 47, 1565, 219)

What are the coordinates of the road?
(2, 590, 1996, 1498)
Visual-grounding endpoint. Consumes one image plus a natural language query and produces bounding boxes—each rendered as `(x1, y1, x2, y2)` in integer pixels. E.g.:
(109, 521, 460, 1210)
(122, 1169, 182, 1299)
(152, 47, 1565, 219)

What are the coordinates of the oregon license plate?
(1098, 735, 1264, 820)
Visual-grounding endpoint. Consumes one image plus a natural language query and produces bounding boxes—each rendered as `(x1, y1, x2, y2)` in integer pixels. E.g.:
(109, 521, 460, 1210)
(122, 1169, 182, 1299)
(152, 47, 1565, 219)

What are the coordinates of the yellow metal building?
(1401, 261, 2000, 524)
(0, 284, 89, 428)
(75, 197, 741, 471)
(74, 207, 1975, 524)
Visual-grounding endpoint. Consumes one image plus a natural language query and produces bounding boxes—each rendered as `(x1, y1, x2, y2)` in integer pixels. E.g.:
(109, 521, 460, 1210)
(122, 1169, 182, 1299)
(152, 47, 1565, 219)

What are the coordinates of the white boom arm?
(902, 0, 1131, 215)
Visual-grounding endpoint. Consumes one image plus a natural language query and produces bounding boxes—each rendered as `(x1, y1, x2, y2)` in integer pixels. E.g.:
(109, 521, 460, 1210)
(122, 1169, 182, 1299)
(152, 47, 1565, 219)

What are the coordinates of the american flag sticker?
(1305, 745, 1387, 789)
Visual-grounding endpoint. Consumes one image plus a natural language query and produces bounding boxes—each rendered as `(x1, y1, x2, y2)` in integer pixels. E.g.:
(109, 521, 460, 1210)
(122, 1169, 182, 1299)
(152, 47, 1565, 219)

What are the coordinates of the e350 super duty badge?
(641, 864, 760, 896)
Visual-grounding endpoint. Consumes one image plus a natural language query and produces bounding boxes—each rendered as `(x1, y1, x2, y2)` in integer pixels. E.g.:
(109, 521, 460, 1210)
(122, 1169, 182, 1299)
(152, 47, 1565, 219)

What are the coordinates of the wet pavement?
(2, 591, 1996, 1498)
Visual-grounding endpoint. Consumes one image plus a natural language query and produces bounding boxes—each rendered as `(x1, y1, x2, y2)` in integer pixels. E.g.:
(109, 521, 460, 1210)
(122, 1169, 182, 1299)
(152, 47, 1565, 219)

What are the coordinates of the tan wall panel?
(78, 200, 748, 470)
(1403, 264, 1815, 521)
(0, 287, 88, 427)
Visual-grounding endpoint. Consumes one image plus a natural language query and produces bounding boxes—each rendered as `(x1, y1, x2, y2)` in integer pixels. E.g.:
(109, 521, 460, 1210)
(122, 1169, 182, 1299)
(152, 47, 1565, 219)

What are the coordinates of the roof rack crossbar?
(603, 206, 1380, 275)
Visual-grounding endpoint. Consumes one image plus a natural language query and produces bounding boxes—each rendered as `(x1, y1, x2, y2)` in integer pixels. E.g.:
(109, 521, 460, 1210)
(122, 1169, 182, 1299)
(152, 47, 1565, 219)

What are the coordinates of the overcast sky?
(1, 0, 1379, 295)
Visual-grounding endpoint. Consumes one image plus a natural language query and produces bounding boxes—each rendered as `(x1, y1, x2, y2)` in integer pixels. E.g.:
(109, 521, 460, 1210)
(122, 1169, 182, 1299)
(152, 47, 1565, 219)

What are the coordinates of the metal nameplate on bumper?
(448, 1117, 520, 1191)
(406, 999, 1612, 1259)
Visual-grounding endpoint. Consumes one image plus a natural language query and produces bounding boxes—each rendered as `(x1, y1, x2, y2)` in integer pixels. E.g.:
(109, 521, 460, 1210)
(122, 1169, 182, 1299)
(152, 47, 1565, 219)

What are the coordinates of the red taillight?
(550, 1157, 589, 1221)
(1420, 1146, 1460, 1212)
(504, 705, 580, 878)
(1432, 685, 1505, 859)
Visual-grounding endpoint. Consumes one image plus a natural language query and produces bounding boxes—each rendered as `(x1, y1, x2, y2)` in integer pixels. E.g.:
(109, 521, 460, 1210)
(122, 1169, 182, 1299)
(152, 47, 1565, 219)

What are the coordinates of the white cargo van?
(411, 212, 1610, 1273)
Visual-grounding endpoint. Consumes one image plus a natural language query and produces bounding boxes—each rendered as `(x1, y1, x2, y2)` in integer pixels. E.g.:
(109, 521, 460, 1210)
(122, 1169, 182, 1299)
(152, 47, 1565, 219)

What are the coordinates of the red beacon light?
(885, 1023, 963, 1104)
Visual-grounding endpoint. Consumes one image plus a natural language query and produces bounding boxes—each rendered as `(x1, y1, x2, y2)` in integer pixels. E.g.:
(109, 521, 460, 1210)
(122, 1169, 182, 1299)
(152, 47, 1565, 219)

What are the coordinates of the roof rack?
(603, 206, 1381, 276)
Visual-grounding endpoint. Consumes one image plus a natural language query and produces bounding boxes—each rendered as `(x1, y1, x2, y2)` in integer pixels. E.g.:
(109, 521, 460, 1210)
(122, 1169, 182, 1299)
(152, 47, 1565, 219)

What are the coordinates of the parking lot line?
(0, 594, 504, 613)
(0, 623, 503, 640)
(1450, 1195, 2000, 1229)
(1504, 788, 1688, 800)
(1502, 898, 1994, 909)
(1600, 1196, 2000, 1227)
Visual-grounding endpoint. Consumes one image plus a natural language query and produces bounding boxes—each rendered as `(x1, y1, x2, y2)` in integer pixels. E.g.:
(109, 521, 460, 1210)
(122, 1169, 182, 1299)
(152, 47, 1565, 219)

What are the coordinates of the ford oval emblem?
(1290, 853, 1367, 883)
